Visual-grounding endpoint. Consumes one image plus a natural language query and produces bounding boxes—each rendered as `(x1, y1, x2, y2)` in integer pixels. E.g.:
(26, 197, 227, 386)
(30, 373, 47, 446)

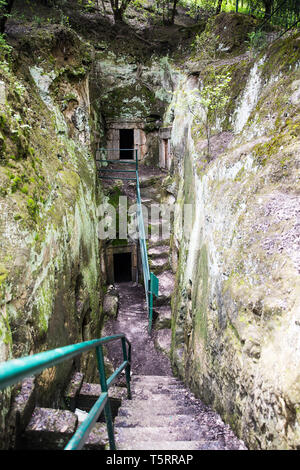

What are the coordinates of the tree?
(215, 0, 223, 14)
(261, 0, 274, 18)
(197, 71, 231, 159)
(176, 71, 231, 160)
(170, 0, 178, 25)
(109, 0, 132, 22)
(152, 0, 179, 25)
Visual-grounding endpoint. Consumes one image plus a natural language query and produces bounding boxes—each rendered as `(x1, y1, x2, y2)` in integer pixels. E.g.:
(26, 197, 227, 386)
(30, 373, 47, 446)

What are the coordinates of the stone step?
(154, 329, 172, 357)
(115, 413, 199, 428)
(131, 375, 180, 385)
(20, 407, 78, 450)
(115, 425, 207, 443)
(149, 255, 170, 273)
(83, 423, 109, 450)
(140, 198, 152, 206)
(118, 399, 193, 417)
(64, 372, 84, 411)
(154, 305, 172, 329)
(77, 383, 128, 420)
(131, 383, 185, 395)
(8, 377, 36, 449)
(148, 234, 170, 246)
(148, 245, 170, 258)
(116, 440, 225, 450)
(139, 175, 162, 188)
(148, 239, 170, 250)
(120, 309, 147, 317)
(156, 271, 175, 302)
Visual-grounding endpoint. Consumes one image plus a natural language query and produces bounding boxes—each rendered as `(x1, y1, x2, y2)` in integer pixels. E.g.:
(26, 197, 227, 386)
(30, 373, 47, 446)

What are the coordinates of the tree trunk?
(263, 0, 273, 19)
(113, 9, 124, 22)
(170, 0, 178, 25)
(205, 122, 211, 161)
(215, 0, 223, 15)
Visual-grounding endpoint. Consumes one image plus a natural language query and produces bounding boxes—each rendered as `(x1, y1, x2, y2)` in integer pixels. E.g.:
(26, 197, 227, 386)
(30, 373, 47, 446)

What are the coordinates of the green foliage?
(175, 70, 231, 160)
(10, 175, 22, 192)
(0, 33, 12, 61)
(198, 71, 232, 117)
(33, 15, 43, 26)
(155, 56, 174, 102)
(192, 23, 220, 63)
(180, 0, 216, 19)
(246, 30, 267, 56)
(0, 0, 10, 18)
(27, 197, 38, 221)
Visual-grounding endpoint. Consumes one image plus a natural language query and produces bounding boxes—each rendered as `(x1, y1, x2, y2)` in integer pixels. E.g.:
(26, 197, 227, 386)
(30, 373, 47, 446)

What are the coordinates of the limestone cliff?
(0, 25, 103, 448)
(170, 29, 300, 450)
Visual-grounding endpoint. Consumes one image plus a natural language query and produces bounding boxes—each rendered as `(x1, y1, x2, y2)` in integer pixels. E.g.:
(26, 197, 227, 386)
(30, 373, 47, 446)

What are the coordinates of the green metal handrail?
(136, 169, 152, 329)
(135, 172, 159, 332)
(96, 148, 158, 332)
(96, 149, 138, 181)
(0, 334, 131, 450)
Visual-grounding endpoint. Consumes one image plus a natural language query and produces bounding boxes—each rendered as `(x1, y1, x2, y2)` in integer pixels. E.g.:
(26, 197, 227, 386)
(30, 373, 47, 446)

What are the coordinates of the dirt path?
(103, 282, 172, 376)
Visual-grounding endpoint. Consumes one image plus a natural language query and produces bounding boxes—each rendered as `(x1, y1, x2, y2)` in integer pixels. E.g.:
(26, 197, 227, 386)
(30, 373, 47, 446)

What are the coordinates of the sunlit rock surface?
(170, 33, 300, 450)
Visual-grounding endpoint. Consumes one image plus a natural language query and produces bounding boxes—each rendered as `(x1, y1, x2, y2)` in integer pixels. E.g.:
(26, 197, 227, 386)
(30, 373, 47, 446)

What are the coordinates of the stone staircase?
(11, 166, 246, 450)
(139, 170, 174, 358)
(115, 375, 245, 450)
(17, 372, 125, 450)
(14, 371, 245, 450)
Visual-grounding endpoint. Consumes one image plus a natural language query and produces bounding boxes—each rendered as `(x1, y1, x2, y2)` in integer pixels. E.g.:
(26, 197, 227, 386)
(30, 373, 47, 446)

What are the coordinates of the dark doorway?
(120, 129, 134, 159)
(113, 252, 132, 282)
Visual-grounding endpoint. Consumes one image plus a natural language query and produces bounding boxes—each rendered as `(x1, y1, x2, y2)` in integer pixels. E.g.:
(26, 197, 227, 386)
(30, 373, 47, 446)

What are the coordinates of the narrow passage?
(103, 282, 172, 376)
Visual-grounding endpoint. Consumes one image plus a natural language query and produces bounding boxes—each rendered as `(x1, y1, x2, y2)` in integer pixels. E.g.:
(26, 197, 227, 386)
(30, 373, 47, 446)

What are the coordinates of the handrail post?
(121, 338, 131, 399)
(96, 345, 116, 450)
(148, 279, 153, 334)
(135, 148, 138, 171)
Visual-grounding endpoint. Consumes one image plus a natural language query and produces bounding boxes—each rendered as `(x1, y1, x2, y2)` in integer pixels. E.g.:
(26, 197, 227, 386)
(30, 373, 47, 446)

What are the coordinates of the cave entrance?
(119, 129, 134, 160)
(113, 252, 132, 282)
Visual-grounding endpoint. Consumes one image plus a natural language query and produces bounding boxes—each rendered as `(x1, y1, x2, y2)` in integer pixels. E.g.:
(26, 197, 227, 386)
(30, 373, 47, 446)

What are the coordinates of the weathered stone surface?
(103, 288, 119, 318)
(156, 271, 175, 303)
(115, 374, 246, 450)
(0, 27, 103, 448)
(21, 407, 78, 449)
(149, 255, 170, 274)
(154, 305, 172, 329)
(64, 372, 84, 411)
(5, 377, 36, 449)
(155, 329, 172, 357)
(170, 34, 300, 450)
(77, 383, 127, 420)
(83, 422, 109, 450)
(0, 80, 5, 106)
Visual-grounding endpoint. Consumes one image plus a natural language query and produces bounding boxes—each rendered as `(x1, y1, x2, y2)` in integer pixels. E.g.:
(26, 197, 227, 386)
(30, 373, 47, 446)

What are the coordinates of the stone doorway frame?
(106, 243, 138, 284)
(106, 120, 147, 161)
(159, 127, 172, 169)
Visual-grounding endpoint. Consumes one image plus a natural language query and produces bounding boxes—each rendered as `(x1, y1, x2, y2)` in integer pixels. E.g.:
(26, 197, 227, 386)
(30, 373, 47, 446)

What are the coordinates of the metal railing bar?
(95, 345, 116, 449)
(64, 392, 108, 450)
(0, 334, 131, 451)
(96, 160, 136, 164)
(97, 148, 137, 151)
(96, 147, 158, 333)
(0, 334, 128, 391)
(98, 176, 137, 181)
(98, 169, 136, 173)
(106, 360, 128, 388)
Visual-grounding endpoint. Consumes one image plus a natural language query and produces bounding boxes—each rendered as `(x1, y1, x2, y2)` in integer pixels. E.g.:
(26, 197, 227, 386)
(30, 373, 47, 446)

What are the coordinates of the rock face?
(0, 26, 103, 448)
(170, 33, 300, 449)
(0, 7, 299, 451)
